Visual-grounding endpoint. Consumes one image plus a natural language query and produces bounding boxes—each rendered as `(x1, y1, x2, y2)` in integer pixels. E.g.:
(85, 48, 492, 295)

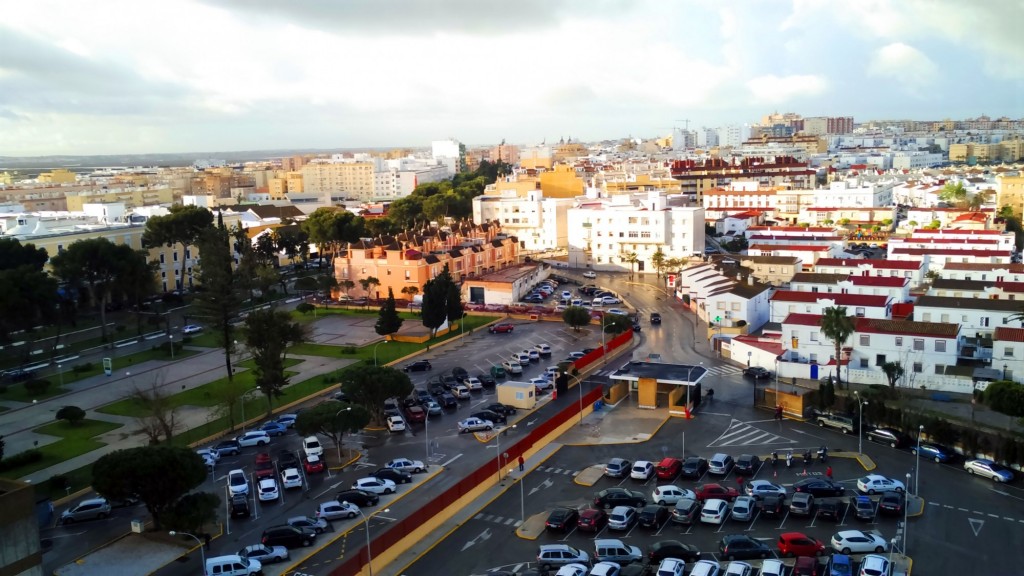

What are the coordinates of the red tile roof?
(732, 334, 785, 356)
(995, 327, 1024, 343)
(750, 244, 831, 251)
(953, 212, 989, 223)
(747, 226, 834, 232)
(911, 228, 1002, 235)
(723, 211, 763, 219)
(770, 290, 890, 307)
(781, 313, 824, 326)
(815, 258, 922, 270)
(854, 317, 959, 339)
(894, 238, 1000, 245)
(891, 248, 1012, 256)
(847, 276, 908, 287)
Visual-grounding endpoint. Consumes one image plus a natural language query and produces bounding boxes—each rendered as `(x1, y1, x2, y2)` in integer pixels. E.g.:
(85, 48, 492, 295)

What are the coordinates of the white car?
(535, 343, 552, 356)
(607, 505, 636, 530)
(724, 561, 753, 576)
(590, 298, 605, 308)
(600, 296, 621, 305)
(530, 377, 553, 390)
(352, 477, 396, 495)
(458, 417, 494, 433)
(857, 474, 906, 494)
(561, 290, 572, 300)
(512, 352, 531, 366)
(281, 468, 302, 490)
(235, 431, 270, 447)
(589, 562, 620, 576)
(303, 436, 323, 458)
(501, 361, 523, 375)
(652, 485, 695, 506)
(690, 560, 720, 576)
(465, 377, 483, 391)
(555, 564, 589, 576)
(196, 448, 220, 463)
(545, 366, 561, 379)
(316, 500, 359, 521)
(386, 415, 406, 432)
(386, 458, 426, 473)
(524, 349, 540, 361)
(583, 270, 597, 279)
(831, 530, 888, 554)
(858, 554, 891, 576)
(452, 385, 471, 399)
(656, 558, 684, 576)
(630, 461, 654, 481)
(182, 324, 203, 334)
(700, 498, 729, 524)
(228, 469, 249, 495)
(606, 308, 628, 316)
(730, 496, 756, 521)
(257, 477, 280, 501)
(759, 559, 785, 576)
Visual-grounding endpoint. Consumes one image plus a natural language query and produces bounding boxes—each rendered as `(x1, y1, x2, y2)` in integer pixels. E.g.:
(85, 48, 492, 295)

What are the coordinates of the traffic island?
(906, 494, 925, 517)
(573, 465, 605, 486)
(514, 512, 549, 540)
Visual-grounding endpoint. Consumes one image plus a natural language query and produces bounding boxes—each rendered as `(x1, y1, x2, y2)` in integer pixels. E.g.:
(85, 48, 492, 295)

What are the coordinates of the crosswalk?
(473, 512, 523, 527)
(591, 363, 743, 378)
(708, 419, 798, 448)
(534, 465, 579, 477)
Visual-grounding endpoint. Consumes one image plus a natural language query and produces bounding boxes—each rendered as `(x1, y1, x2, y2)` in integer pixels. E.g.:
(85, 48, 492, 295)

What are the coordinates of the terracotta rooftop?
(855, 317, 959, 339)
(995, 327, 1024, 343)
(815, 258, 922, 270)
(770, 290, 890, 307)
(781, 312, 824, 326)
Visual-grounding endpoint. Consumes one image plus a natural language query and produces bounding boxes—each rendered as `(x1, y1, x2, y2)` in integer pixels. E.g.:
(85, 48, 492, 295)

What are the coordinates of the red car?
(656, 458, 681, 481)
(488, 323, 514, 334)
(254, 452, 275, 479)
(576, 508, 608, 532)
(404, 405, 426, 423)
(303, 454, 325, 474)
(777, 532, 826, 557)
(694, 483, 739, 502)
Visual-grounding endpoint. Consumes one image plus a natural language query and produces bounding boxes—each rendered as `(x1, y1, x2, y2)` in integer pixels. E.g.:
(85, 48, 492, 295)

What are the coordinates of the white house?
(472, 190, 575, 252)
(845, 317, 962, 391)
(813, 258, 926, 286)
(790, 272, 852, 292)
(913, 295, 1024, 339)
(840, 276, 911, 302)
(769, 291, 890, 323)
(939, 262, 1024, 282)
(993, 327, 1024, 383)
(927, 278, 1024, 300)
(704, 277, 772, 332)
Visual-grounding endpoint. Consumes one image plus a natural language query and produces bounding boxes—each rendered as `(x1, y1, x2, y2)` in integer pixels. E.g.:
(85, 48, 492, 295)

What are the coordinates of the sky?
(0, 0, 1022, 156)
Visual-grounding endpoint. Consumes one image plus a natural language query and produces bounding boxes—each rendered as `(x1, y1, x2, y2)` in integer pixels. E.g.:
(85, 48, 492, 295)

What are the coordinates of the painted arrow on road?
(529, 478, 554, 496)
(526, 419, 538, 426)
(461, 527, 492, 551)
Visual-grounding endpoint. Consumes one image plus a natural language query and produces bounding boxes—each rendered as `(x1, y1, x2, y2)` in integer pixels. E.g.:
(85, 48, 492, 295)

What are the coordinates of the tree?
(400, 286, 419, 301)
(244, 308, 308, 416)
(300, 208, 365, 268)
(651, 249, 666, 278)
(50, 238, 140, 343)
(621, 251, 638, 277)
(0, 238, 56, 348)
(112, 248, 158, 336)
(819, 306, 855, 389)
(359, 276, 381, 300)
(421, 264, 458, 338)
(339, 279, 356, 299)
(375, 288, 403, 338)
(339, 365, 413, 425)
(294, 401, 371, 455)
(192, 220, 243, 390)
(882, 361, 905, 390)
(92, 446, 207, 529)
(56, 405, 86, 426)
(939, 181, 968, 208)
(163, 492, 220, 534)
(210, 375, 248, 433)
(600, 313, 633, 334)
(141, 205, 214, 290)
(131, 374, 179, 444)
(562, 306, 591, 332)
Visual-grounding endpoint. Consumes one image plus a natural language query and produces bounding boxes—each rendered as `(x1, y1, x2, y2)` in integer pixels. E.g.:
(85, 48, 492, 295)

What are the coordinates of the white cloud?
(868, 42, 939, 87)
(745, 75, 829, 105)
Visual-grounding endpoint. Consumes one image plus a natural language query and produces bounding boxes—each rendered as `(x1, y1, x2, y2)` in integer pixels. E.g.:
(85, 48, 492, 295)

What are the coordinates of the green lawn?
(56, 345, 200, 386)
(0, 382, 68, 403)
(97, 358, 301, 417)
(0, 419, 122, 480)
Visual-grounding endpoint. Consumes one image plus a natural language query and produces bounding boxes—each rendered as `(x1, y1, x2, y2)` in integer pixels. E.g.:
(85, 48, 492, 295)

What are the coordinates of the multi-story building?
(485, 165, 585, 199)
(914, 295, 1024, 338)
(373, 158, 449, 199)
(737, 255, 801, 286)
(64, 187, 177, 212)
(300, 160, 375, 200)
(803, 116, 854, 136)
(0, 478, 43, 576)
(939, 262, 1024, 282)
(813, 258, 925, 285)
(702, 182, 780, 217)
(566, 192, 704, 273)
(672, 156, 814, 202)
(997, 174, 1024, 216)
(769, 291, 890, 323)
(37, 168, 77, 184)
(518, 146, 554, 170)
(332, 222, 518, 299)
(472, 190, 575, 252)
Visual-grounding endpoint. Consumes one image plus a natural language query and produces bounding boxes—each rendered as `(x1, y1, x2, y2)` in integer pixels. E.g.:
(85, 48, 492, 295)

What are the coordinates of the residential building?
(718, 124, 752, 147)
(671, 156, 814, 201)
(738, 255, 800, 286)
(939, 262, 1024, 282)
(704, 276, 772, 332)
(813, 258, 925, 285)
(927, 278, 1024, 299)
(769, 291, 890, 323)
(472, 190, 574, 252)
(803, 116, 854, 136)
(518, 146, 554, 170)
(373, 161, 449, 199)
(37, 168, 77, 184)
(889, 228, 1015, 252)
(300, 160, 375, 200)
(702, 181, 779, 217)
(997, 174, 1024, 217)
(904, 207, 997, 229)
(0, 478, 43, 576)
(846, 317, 961, 390)
(64, 186, 177, 212)
(746, 243, 832, 269)
(914, 295, 1024, 339)
(431, 138, 465, 173)
(790, 272, 850, 293)
(485, 165, 585, 199)
(462, 263, 546, 305)
(812, 178, 895, 208)
(715, 210, 765, 236)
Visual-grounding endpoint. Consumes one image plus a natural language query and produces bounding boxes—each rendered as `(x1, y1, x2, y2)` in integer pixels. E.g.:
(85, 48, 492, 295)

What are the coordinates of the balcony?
(958, 335, 993, 361)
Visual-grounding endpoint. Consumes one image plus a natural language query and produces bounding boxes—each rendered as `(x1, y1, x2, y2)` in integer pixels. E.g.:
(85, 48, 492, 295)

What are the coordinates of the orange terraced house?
(333, 221, 519, 299)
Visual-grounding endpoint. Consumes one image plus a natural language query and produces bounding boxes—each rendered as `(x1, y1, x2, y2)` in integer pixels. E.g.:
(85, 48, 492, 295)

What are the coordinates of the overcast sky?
(1, 0, 1021, 156)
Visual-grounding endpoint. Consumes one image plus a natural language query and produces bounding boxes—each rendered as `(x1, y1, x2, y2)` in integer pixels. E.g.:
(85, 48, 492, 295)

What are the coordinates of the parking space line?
(777, 511, 790, 529)
(745, 511, 760, 532)
(958, 507, 968, 512)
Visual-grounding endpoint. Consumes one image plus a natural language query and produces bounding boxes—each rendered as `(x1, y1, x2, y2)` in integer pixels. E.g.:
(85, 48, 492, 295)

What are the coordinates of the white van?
(205, 554, 261, 576)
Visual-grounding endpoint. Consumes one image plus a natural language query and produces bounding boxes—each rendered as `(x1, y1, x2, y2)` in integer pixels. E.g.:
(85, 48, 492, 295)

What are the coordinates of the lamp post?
(495, 424, 516, 482)
(169, 334, 174, 360)
(169, 530, 205, 570)
(903, 473, 910, 553)
(774, 356, 780, 399)
(373, 340, 388, 366)
(854, 391, 868, 455)
(510, 467, 525, 523)
(335, 407, 351, 465)
(915, 424, 923, 495)
(424, 408, 431, 462)
(1003, 364, 1008, 380)
(57, 363, 63, 388)
(240, 387, 259, 431)
(568, 373, 584, 426)
(345, 506, 390, 576)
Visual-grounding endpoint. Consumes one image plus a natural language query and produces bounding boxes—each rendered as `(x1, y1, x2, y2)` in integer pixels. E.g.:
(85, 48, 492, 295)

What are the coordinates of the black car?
(404, 360, 432, 373)
(719, 534, 772, 560)
(878, 491, 904, 516)
(230, 493, 250, 518)
(477, 373, 497, 388)
(760, 494, 785, 517)
(427, 377, 446, 397)
(441, 375, 460, 390)
(277, 450, 300, 472)
(594, 488, 646, 509)
(681, 457, 709, 478)
(650, 312, 662, 324)
(471, 410, 507, 425)
(414, 389, 432, 404)
(866, 427, 911, 448)
(544, 506, 579, 531)
(637, 504, 669, 529)
(373, 467, 412, 484)
(437, 392, 458, 409)
(851, 496, 875, 520)
(648, 540, 701, 563)
(261, 525, 316, 549)
(793, 477, 845, 497)
(816, 499, 841, 521)
(485, 403, 516, 415)
(742, 366, 772, 379)
(0, 369, 30, 383)
(670, 498, 700, 525)
(335, 489, 379, 508)
(734, 454, 760, 476)
(632, 322, 642, 332)
(451, 367, 469, 382)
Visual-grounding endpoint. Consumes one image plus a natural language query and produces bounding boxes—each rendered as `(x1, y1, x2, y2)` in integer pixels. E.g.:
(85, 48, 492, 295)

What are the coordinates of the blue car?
(275, 413, 298, 428)
(828, 554, 852, 576)
(913, 442, 955, 463)
(258, 421, 288, 437)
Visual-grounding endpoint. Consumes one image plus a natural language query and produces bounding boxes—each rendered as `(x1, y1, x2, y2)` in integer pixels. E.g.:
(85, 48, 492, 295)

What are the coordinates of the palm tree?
(621, 251, 638, 278)
(820, 306, 855, 389)
(651, 249, 666, 278)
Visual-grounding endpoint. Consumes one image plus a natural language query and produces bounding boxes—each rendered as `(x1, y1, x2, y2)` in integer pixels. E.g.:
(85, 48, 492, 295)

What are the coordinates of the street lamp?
(774, 356, 780, 399)
(424, 408, 431, 462)
(373, 340, 388, 366)
(169, 530, 205, 570)
(169, 334, 174, 360)
(57, 363, 63, 388)
(568, 373, 584, 426)
(903, 473, 910, 553)
(915, 425, 923, 495)
(854, 391, 868, 455)
(335, 407, 352, 465)
(495, 424, 516, 482)
(344, 506, 390, 576)
(239, 387, 259, 431)
(510, 467, 525, 523)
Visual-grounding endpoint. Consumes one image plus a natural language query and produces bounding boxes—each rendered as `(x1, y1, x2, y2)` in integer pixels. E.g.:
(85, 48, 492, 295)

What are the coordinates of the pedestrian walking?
(203, 533, 211, 550)
(775, 405, 783, 421)
(518, 455, 525, 472)
(736, 476, 744, 490)
(825, 466, 833, 480)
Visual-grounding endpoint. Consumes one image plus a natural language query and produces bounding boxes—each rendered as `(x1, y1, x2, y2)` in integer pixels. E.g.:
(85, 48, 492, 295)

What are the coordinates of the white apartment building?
(939, 262, 1024, 282)
(567, 192, 704, 272)
(892, 151, 944, 170)
(702, 181, 779, 217)
(718, 125, 752, 148)
(892, 228, 1015, 252)
(914, 295, 1024, 339)
(472, 190, 575, 252)
(704, 278, 772, 332)
(769, 291, 890, 323)
(812, 178, 894, 208)
(813, 258, 925, 284)
(373, 158, 449, 199)
(431, 139, 463, 174)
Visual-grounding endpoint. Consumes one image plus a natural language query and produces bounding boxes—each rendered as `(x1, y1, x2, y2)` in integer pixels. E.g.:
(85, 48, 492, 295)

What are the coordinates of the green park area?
(0, 419, 123, 491)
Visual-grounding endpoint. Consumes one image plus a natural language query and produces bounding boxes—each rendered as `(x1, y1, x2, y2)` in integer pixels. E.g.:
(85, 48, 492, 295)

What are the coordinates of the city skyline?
(1, 0, 1021, 157)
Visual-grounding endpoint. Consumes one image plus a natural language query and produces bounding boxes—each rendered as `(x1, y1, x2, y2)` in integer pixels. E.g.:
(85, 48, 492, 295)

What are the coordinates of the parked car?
(655, 458, 681, 480)
(489, 323, 515, 334)
(793, 477, 845, 497)
(745, 480, 786, 500)
(437, 392, 458, 409)
(734, 454, 760, 476)
(694, 483, 739, 502)
(212, 440, 242, 457)
(652, 485, 695, 506)
(257, 477, 280, 501)
(238, 543, 289, 564)
(458, 417, 494, 433)
(760, 494, 785, 518)
(386, 458, 426, 473)
(671, 498, 701, 525)
(316, 500, 359, 521)
(182, 324, 203, 334)
(878, 491, 904, 516)
(230, 493, 251, 518)
(536, 544, 590, 571)
(648, 540, 701, 563)
(815, 412, 857, 434)
(604, 458, 632, 478)
(858, 554, 891, 576)
(336, 489, 379, 508)
(302, 454, 324, 475)
(404, 360, 432, 372)
(778, 532, 826, 557)
(790, 492, 814, 515)
(254, 453, 275, 479)
(471, 410, 507, 425)
(235, 431, 271, 447)
(404, 405, 426, 423)
(637, 504, 669, 528)
(501, 360, 523, 375)
(545, 506, 580, 532)
(228, 469, 249, 496)
(681, 457, 709, 478)
(484, 402, 516, 416)
(608, 506, 638, 530)
(302, 436, 323, 458)
(275, 414, 297, 428)
(351, 477, 396, 495)
(700, 499, 729, 524)
(719, 534, 772, 560)
(258, 421, 288, 437)
(277, 450, 300, 471)
(964, 458, 1015, 482)
(373, 467, 412, 484)
(583, 270, 597, 278)
(816, 499, 841, 521)
(851, 495, 875, 520)
(477, 373, 497, 387)
(866, 427, 911, 448)
(577, 508, 608, 532)
(386, 415, 406, 432)
(731, 496, 756, 521)
(630, 460, 655, 481)
(857, 474, 905, 494)
(913, 442, 957, 463)
(830, 530, 888, 554)
(708, 453, 735, 475)
(828, 555, 853, 576)
(261, 525, 316, 549)
(281, 468, 302, 490)
(61, 498, 111, 524)
(594, 488, 646, 509)
(742, 366, 772, 379)
(286, 515, 328, 534)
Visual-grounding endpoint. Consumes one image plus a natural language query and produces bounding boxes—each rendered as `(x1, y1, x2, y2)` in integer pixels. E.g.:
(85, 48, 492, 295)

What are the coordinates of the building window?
(876, 354, 885, 366)
(810, 331, 819, 342)
(922, 312, 931, 321)
(981, 317, 990, 327)
(895, 337, 902, 347)
(913, 338, 924, 351)
(941, 314, 949, 323)
(935, 365, 944, 374)
(405, 270, 411, 280)
(1005, 347, 1014, 357)
(159, 253, 165, 264)
(173, 252, 179, 262)
(855, 307, 865, 317)
(859, 334, 870, 346)
(859, 358, 869, 368)
(935, 340, 945, 352)
(913, 362, 923, 373)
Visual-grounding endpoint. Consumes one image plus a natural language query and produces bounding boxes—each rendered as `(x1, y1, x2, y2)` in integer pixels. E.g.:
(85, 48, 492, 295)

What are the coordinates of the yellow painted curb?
(574, 465, 606, 486)
(327, 449, 362, 472)
(907, 495, 925, 517)
(514, 511, 549, 540)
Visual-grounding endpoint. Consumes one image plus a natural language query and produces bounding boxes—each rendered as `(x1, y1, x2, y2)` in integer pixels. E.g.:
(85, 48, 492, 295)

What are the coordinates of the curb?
(573, 465, 606, 486)
(513, 511, 548, 540)
(907, 495, 925, 517)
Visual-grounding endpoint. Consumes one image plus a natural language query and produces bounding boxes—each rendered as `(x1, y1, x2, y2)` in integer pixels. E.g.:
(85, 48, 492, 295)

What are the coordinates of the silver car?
(731, 496, 756, 521)
(964, 458, 1014, 482)
(61, 498, 112, 524)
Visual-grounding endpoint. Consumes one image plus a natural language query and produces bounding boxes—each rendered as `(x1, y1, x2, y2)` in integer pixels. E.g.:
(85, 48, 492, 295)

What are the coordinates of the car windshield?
(231, 475, 245, 486)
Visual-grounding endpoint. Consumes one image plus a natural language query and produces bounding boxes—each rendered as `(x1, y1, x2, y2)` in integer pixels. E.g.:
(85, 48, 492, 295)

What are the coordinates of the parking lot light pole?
(854, 391, 867, 455)
(169, 531, 204, 570)
(915, 425, 923, 495)
(685, 362, 703, 409)
(373, 340, 388, 366)
(424, 410, 430, 462)
(903, 473, 910, 553)
(568, 373, 584, 426)
(57, 363, 63, 388)
(169, 334, 174, 360)
(347, 506, 390, 576)
(495, 424, 516, 482)
(335, 407, 352, 465)
(240, 387, 259, 431)
(510, 468, 524, 523)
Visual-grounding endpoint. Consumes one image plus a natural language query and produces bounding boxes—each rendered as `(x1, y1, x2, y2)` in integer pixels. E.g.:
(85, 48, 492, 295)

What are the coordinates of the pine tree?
(375, 288, 403, 338)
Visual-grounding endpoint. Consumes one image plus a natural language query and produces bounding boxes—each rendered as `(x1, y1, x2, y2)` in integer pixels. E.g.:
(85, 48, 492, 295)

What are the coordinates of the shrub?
(24, 379, 51, 396)
(0, 449, 43, 472)
(296, 303, 315, 314)
(72, 362, 95, 374)
(49, 474, 70, 492)
(56, 405, 86, 426)
(339, 346, 357, 355)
